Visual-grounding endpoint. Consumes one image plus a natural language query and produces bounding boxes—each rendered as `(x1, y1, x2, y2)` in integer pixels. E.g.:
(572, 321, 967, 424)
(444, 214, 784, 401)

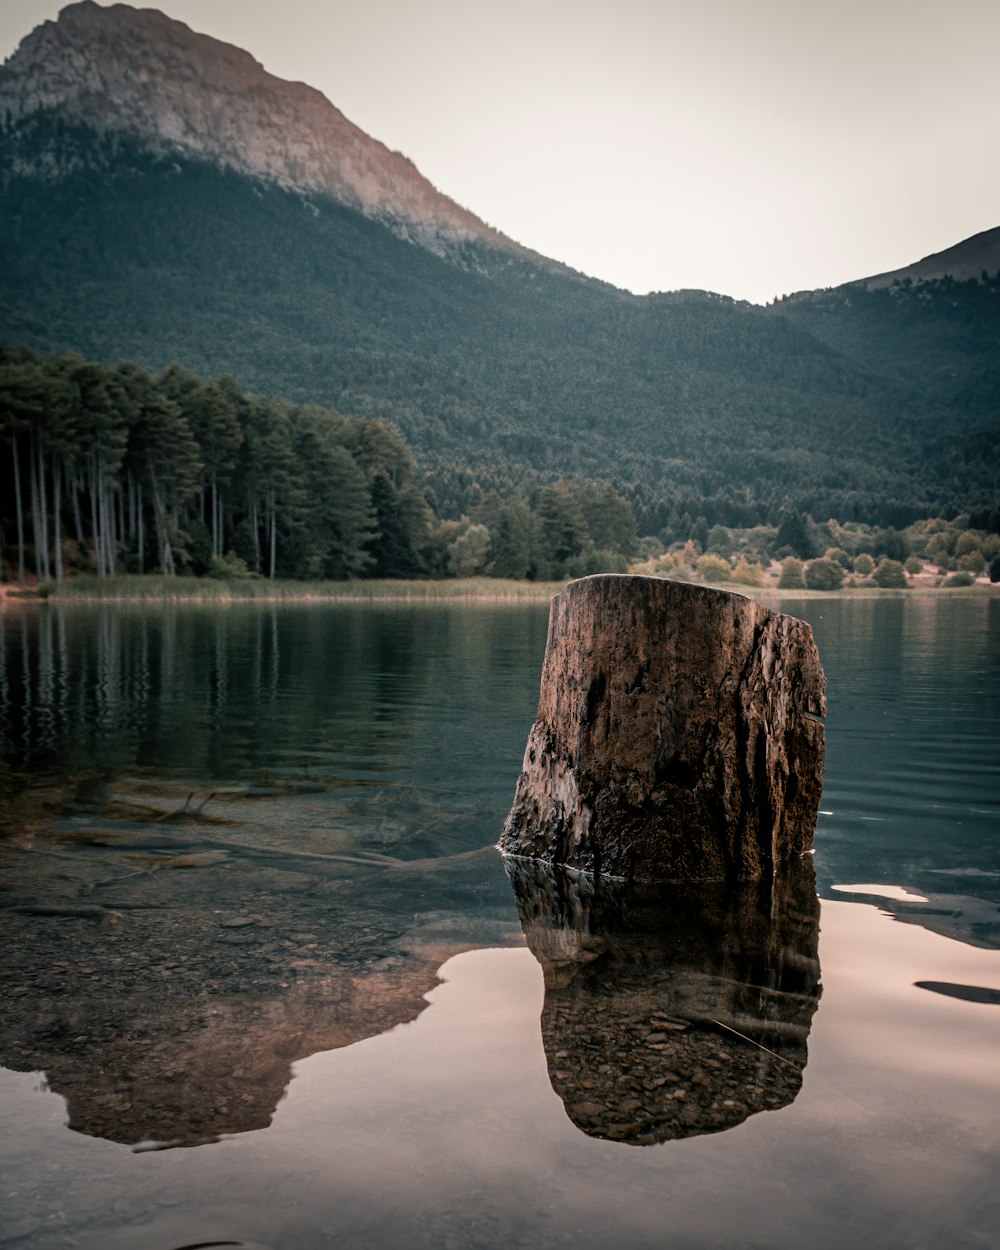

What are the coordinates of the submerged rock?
(500, 575, 826, 880)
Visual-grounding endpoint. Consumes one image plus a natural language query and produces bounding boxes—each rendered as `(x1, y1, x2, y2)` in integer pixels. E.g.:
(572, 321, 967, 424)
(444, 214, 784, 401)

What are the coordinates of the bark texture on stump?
(499, 575, 826, 880)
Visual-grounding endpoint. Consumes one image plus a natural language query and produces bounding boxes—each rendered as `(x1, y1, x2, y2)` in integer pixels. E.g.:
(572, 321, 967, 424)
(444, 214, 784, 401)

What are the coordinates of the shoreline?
(1, 574, 996, 609)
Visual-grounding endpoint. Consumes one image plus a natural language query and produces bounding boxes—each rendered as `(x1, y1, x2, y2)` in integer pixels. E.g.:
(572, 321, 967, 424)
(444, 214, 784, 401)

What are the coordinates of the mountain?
(0, 0, 542, 264)
(1, 2, 997, 529)
(861, 227, 1000, 290)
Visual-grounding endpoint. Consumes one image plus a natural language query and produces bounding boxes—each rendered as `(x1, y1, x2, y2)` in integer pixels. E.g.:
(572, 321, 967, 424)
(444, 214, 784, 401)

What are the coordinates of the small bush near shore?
(696, 554, 732, 582)
(873, 558, 907, 588)
(778, 557, 806, 589)
(804, 558, 844, 591)
(732, 557, 766, 588)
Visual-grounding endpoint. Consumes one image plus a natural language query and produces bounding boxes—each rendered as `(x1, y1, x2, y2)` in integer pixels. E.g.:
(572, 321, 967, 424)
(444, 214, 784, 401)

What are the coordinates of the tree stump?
(499, 575, 826, 880)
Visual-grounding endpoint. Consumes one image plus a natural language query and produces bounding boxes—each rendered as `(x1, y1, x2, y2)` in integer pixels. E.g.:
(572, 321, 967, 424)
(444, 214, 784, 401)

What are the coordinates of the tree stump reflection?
(505, 855, 822, 1145)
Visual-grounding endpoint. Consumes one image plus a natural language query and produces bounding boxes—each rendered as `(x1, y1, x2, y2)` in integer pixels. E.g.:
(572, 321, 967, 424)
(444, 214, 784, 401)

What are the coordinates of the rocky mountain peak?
(0, 1, 525, 256)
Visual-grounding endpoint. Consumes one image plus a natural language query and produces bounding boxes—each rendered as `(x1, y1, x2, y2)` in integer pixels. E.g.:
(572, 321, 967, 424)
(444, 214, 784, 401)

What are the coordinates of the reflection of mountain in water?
(831, 885, 1000, 951)
(0, 602, 546, 1147)
(0, 772, 522, 1147)
(506, 856, 821, 1145)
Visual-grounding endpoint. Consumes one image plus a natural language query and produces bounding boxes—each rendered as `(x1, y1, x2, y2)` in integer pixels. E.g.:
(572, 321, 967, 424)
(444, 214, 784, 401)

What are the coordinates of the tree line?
(4, 125, 996, 537)
(0, 347, 637, 584)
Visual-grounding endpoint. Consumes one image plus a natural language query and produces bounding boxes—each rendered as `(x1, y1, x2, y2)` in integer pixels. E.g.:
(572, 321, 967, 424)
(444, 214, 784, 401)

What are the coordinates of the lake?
(1, 592, 998, 1250)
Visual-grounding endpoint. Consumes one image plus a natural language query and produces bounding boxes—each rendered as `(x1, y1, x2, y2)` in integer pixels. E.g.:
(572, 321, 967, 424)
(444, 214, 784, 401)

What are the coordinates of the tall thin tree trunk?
(97, 458, 109, 578)
(90, 454, 103, 577)
(210, 473, 219, 557)
(137, 481, 145, 574)
(148, 461, 175, 575)
(37, 435, 51, 583)
(105, 476, 117, 575)
(268, 486, 276, 580)
(127, 471, 135, 546)
(52, 452, 63, 582)
(29, 431, 42, 582)
(12, 431, 25, 586)
(250, 493, 260, 572)
(71, 474, 84, 547)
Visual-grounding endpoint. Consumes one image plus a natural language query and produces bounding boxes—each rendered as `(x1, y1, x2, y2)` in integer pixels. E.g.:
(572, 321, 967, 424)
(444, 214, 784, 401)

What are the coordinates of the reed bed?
(39, 575, 564, 604)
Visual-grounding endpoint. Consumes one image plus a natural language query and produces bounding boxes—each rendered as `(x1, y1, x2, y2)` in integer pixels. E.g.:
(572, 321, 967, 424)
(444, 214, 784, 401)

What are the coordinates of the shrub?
(654, 552, 682, 575)
(778, 557, 805, 589)
(448, 523, 491, 577)
(943, 571, 974, 588)
(706, 525, 732, 556)
(957, 551, 986, 576)
(873, 558, 907, 588)
(208, 553, 254, 579)
(925, 533, 953, 566)
(696, 553, 732, 582)
(731, 556, 766, 588)
(990, 557, 1000, 584)
(853, 553, 876, 575)
(804, 558, 844, 591)
(564, 545, 629, 577)
(825, 547, 852, 570)
(904, 556, 923, 575)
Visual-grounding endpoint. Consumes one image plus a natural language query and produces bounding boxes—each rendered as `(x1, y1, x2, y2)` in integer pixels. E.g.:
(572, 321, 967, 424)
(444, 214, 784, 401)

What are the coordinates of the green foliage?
(696, 553, 732, 582)
(925, 532, 953, 565)
(3, 124, 998, 535)
(954, 531, 982, 557)
(448, 523, 491, 578)
(873, 558, 908, 588)
(853, 553, 876, 575)
(208, 553, 254, 579)
(804, 558, 844, 590)
(481, 502, 539, 580)
(904, 556, 923, 574)
(957, 550, 986, 575)
(0, 346, 429, 583)
(774, 509, 822, 560)
(824, 546, 852, 569)
(706, 525, 731, 556)
(731, 556, 766, 587)
(564, 545, 629, 578)
(0, 342, 657, 584)
(778, 557, 805, 589)
(943, 571, 974, 587)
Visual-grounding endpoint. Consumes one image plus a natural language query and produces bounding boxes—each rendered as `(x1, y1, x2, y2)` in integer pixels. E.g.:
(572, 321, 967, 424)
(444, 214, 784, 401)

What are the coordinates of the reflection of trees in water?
(0, 604, 436, 778)
(0, 603, 545, 788)
(506, 856, 821, 1145)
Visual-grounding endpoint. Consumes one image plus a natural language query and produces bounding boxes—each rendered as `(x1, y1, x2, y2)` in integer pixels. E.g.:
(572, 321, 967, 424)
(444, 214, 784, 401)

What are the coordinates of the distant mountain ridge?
(0, 0, 543, 263)
(1, 2, 998, 529)
(860, 226, 1000, 290)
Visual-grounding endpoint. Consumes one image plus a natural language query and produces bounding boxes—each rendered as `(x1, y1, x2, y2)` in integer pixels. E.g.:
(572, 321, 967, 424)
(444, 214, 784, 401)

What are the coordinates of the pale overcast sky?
(2, 0, 998, 303)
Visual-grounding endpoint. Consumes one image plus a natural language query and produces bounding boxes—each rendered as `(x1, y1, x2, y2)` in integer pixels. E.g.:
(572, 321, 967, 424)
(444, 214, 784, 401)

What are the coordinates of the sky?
(2, 0, 998, 304)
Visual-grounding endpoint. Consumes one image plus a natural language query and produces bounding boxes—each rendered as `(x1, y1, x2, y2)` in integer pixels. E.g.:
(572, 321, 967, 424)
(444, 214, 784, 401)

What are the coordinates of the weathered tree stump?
(499, 575, 826, 880)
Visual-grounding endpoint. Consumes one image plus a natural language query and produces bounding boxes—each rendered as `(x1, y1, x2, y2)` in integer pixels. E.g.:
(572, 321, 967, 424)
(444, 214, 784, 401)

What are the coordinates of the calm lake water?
(0, 592, 998, 1250)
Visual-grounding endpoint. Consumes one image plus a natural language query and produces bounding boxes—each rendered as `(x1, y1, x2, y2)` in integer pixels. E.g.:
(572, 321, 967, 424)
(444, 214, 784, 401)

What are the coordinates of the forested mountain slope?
(1, 3, 997, 531)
